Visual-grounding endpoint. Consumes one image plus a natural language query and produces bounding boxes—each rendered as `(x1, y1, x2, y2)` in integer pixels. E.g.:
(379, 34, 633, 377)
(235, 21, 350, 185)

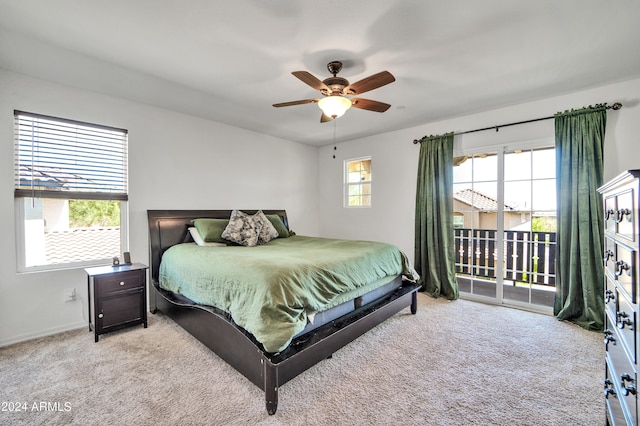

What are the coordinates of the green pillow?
(266, 214, 290, 238)
(193, 218, 230, 243)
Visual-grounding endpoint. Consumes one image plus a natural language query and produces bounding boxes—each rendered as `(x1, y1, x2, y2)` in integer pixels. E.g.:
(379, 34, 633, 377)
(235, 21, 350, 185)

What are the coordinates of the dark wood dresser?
(85, 262, 148, 342)
(599, 170, 640, 425)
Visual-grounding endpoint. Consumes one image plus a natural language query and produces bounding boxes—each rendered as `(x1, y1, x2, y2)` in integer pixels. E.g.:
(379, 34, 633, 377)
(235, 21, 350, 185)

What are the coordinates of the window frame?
(344, 156, 372, 208)
(13, 111, 129, 273)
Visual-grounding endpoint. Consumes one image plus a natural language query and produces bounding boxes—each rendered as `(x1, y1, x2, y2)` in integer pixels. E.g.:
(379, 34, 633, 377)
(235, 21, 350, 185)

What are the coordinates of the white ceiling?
(1, 1, 639, 146)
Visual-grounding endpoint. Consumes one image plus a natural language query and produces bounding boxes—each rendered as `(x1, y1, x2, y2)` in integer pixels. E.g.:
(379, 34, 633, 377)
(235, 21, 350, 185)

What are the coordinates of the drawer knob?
(604, 329, 616, 346)
(604, 379, 617, 398)
(615, 260, 630, 278)
(616, 311, 633, 330)
(621, 374, 637, 396)
(605, 289, 615, 304)
(615, 208, 632, 224)
(119, 281, 125, 286)
(604, 249, 615, 263)
(98, 313, 104, 318)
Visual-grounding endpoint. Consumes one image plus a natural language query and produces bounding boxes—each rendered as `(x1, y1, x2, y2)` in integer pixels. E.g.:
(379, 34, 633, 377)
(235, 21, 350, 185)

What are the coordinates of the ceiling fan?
(273, 61, 395, 122)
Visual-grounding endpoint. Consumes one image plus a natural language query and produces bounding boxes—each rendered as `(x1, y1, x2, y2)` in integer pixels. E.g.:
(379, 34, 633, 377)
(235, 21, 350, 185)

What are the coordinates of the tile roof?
(19, 165, 95, 191)
(454, 189, 517, 211)
(45, 227, 120, 264)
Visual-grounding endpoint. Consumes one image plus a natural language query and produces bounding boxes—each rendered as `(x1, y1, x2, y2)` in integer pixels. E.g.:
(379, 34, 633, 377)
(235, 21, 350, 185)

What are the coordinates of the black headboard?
(146, 210, 288, 284)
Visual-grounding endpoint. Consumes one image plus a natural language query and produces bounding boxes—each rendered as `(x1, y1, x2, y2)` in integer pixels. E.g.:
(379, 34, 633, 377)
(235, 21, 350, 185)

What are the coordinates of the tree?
(531, 216, 556, 232)
(69, 200, 120, 227)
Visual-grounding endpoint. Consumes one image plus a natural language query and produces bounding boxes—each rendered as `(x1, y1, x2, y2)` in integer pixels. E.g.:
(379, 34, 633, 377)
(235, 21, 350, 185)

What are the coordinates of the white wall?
(0, 69, 320, 346)
(318, 78, 640, 263)
(3, 68, 638, 346)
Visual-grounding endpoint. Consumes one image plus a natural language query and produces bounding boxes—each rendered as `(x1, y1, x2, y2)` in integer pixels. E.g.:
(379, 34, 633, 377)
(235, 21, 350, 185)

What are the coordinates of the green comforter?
(159, 235, 418, 353)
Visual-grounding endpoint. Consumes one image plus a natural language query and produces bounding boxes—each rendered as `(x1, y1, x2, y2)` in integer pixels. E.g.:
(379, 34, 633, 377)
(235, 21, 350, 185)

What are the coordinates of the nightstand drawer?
(96, 270, 144, 296)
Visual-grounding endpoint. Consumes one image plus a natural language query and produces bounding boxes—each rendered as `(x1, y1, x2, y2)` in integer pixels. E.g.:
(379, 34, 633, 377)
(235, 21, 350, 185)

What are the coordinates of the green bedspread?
(159, 235, 418, 353)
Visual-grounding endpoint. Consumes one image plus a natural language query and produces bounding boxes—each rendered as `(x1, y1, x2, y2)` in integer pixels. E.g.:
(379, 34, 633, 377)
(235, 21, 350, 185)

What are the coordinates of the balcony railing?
(454, 228, 557, 287)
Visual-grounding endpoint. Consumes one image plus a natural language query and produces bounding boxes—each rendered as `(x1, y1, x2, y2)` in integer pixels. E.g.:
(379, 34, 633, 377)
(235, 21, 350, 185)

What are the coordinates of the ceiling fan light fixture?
(318, 96, 352, 118)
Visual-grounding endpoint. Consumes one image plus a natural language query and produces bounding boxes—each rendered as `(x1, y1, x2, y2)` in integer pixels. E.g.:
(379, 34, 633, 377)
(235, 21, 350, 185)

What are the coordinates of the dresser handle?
(616, 208, 632, 223)
(604, 329, 616, 346)
(119, 281, 125, 286)
(616, 311, 633, 330)
(605, 209, 616, 220)
(605, 289, 615, 304)
(621, 374, 637, 396)
(604, 249, 615, 263)
(604, 379, 617, 398)
(615, 260, 630, 278)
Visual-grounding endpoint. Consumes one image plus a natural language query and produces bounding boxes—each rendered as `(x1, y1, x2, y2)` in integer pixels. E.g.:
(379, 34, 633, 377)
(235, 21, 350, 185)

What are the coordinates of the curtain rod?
(412, 102, 622, 144)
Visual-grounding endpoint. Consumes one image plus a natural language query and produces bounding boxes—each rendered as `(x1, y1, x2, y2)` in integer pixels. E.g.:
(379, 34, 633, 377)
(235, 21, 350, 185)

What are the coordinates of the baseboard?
(0, 321, 87, 348)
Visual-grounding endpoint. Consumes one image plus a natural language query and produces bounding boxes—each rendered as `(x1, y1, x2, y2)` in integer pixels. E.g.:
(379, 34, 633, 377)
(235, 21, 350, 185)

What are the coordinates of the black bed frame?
(147, 209, 420, 415)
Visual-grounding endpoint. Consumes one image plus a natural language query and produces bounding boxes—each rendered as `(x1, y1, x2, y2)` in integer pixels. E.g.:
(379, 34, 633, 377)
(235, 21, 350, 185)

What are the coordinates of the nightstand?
(84, 262, 148, 342)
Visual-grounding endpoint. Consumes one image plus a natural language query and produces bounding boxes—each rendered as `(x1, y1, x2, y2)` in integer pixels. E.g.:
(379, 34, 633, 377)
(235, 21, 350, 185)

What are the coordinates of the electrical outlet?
(64, 288, 76, 303)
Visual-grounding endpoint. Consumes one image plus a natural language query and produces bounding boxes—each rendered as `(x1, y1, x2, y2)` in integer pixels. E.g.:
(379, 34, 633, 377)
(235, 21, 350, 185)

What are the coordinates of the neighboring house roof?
(19, 165, 95, 190)
(454, 189, 517, 211)
(45, 227, 120, 264)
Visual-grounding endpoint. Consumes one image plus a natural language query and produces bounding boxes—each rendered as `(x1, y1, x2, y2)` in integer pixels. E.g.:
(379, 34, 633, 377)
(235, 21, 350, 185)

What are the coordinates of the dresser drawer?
(612, 292, 638, 363)
(606, 358, 635, 426)
(613, 242, 636, 304)
(616, 188, 636, 244)
(95, 270, 144, 296)
(605, 194, 618, 235)
(605, 274, 617, 319)
(605, 236, 618, 280)
(605, 316, 638, 426)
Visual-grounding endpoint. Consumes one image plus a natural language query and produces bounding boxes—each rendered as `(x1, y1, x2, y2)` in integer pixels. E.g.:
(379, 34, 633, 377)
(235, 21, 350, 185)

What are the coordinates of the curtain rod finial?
(413, 139, 420, 144)
(612, 102, 622, 110)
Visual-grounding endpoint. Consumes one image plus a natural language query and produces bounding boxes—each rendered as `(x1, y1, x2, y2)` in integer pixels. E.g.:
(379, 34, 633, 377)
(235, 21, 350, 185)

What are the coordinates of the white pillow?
(188, 227, 227, 247)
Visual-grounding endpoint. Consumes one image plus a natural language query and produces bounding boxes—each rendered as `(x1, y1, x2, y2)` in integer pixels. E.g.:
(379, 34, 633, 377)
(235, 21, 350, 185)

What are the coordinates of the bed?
(147, 209, 420, 415)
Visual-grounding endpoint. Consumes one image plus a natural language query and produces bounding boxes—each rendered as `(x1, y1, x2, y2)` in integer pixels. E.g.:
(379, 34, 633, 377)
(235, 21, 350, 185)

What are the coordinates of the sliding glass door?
(453, 142, 556, 313)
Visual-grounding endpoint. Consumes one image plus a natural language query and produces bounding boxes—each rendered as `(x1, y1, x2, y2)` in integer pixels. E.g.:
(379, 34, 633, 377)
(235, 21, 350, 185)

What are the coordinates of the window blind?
(14, 111, 128, 201)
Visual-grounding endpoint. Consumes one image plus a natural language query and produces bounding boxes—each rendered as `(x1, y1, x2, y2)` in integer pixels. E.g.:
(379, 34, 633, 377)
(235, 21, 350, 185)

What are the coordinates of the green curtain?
(414, 132, 458, 300)
(554, 105, 607, 331)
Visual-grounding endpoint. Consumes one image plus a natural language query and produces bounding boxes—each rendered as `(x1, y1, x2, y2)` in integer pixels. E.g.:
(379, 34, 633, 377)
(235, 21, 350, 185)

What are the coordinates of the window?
(344, 157, 371, 207)
(14, 111, 128, 272)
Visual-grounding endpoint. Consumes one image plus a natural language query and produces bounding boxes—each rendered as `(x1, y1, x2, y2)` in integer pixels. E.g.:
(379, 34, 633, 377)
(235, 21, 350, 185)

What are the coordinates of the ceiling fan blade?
(273, 99, 318, 108)
(343, 71, 395, 95)
(351, 98, 391, 113)
(320, 113, 334, 123)
(292, 71, 329, 92)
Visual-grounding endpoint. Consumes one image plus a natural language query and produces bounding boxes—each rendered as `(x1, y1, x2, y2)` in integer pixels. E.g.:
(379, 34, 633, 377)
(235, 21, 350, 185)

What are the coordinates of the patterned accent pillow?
(254, 210, 279, 245)
(221, 210, 263, 247)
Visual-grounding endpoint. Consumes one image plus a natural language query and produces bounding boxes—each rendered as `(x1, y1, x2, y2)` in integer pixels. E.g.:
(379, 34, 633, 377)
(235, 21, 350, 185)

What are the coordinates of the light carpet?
(0, 293, 603, 425)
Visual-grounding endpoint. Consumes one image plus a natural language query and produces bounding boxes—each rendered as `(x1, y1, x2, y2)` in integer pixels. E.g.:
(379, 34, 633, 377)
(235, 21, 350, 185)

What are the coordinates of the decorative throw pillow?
(265, 214, 290, 238)
(192, 218, 230, 243)
(254, 211, 279, 244)
(221, 210, 263, 247)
